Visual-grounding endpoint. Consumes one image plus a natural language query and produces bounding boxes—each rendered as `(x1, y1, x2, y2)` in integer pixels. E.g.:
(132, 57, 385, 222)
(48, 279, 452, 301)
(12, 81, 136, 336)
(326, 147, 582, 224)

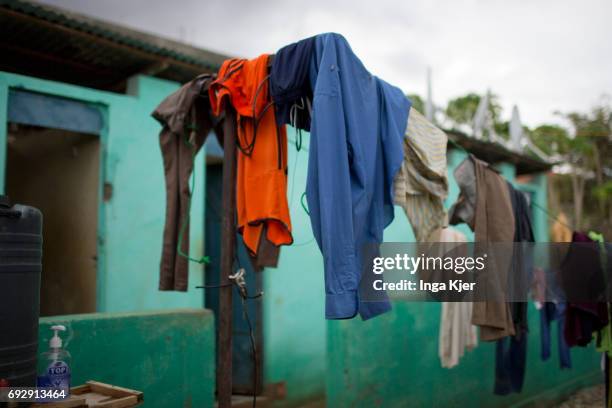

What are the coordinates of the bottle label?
(35, 361, 70, 402)
(45, 361, 70, 392)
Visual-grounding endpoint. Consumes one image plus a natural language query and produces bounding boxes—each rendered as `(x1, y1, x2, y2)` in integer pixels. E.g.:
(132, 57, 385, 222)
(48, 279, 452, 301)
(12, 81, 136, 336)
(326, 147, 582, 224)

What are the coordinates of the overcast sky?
(39, 0, 612, 128)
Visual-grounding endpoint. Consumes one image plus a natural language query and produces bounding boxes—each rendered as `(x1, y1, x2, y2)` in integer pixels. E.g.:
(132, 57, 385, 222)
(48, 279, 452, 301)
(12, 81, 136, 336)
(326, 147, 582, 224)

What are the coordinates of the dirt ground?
(556, 384, 605, 408)
(293, 385, 607, 408)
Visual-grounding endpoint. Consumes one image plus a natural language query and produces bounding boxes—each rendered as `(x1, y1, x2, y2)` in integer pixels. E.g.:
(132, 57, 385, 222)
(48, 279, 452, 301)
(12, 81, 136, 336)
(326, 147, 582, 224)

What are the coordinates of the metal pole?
(218, 106, 237, 408)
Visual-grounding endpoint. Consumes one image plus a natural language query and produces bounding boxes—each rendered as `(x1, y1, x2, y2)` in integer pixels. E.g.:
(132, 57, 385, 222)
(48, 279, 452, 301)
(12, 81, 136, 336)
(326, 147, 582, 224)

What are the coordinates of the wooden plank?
(86, 381, 142, 399)
(94, 395, 138, 408)
(70, 385, 91, 394)
(36, 382, 143, 408)
(217, 106, 237, 408)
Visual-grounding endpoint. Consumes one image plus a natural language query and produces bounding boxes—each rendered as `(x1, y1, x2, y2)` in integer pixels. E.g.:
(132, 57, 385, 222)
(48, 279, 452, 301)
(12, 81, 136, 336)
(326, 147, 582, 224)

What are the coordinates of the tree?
(407, 94, 425, 114)
(565, 101, 612, 225)
(494, 121, 510, 140)
(566, 103, 612, 186)
(533, 98, 612, 230)
(530, 124, 571, 156)
(445, 92, 503, 129)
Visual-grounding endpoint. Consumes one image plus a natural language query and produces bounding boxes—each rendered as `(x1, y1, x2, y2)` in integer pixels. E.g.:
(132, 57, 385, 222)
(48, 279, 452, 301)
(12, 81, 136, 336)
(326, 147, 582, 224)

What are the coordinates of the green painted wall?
(327, 302, 600, 408)
(530, 173, 550, 243)
(0, 72, 205, 313)
(263, 131, 327, 406)
(38, 309, 215, 408)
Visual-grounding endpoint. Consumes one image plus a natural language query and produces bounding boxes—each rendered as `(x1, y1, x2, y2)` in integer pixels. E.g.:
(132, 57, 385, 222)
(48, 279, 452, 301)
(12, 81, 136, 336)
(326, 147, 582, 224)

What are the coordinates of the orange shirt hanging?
(209, 54, 293, 255)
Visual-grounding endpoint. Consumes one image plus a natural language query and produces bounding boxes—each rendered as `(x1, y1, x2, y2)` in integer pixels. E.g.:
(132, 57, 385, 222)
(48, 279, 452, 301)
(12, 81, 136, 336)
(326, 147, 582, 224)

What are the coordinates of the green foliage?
(593, 180, 612, 201)
(445, 93, 480, 125)
(407, 94, 425, 114)
(494, 121, 510, 140)
(564, 102, 611, 173)
(567, 104, 612, 138)
(530, 124, 571, 155)
(546, 99, 612, 232)
(445, 92, 502, 127)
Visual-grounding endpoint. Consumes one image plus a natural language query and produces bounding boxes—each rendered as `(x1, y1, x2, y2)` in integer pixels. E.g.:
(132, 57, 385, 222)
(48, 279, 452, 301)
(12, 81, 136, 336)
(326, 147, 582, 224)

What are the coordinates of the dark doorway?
(6, 124, 100, 316)
(204, 163, 263, 395)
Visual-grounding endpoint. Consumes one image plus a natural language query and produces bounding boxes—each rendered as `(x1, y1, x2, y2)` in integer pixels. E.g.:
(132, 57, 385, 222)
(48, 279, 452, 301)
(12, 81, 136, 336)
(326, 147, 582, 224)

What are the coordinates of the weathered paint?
(38, 309, 215, 408)
(0, 71, 205, 312)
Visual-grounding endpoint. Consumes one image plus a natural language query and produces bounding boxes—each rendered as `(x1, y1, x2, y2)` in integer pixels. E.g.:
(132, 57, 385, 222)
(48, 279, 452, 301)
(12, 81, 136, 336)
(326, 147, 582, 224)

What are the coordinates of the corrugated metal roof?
(0, 0, 232, 91)
(447, 129, 553, 175)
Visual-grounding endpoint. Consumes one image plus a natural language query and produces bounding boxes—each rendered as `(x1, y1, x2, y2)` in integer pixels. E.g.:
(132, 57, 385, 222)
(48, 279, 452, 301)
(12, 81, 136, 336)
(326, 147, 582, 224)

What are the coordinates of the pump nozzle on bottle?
(50, 325, 66, 349)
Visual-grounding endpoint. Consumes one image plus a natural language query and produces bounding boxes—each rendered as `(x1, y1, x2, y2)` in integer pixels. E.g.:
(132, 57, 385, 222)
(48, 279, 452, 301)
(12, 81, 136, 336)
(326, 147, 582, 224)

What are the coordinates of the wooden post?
(218, 106, 237, 408)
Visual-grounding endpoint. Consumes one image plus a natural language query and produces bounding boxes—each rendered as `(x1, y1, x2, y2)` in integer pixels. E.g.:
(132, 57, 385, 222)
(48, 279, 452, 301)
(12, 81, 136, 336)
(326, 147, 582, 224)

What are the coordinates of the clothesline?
(289, 131, 574, 235)
(531, 200, 575, 231)
(157, 34, 584, 322)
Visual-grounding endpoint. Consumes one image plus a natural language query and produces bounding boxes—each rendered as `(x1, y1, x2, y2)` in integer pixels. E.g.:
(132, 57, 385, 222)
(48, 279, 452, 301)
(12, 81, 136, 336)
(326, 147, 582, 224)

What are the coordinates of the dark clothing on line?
(565, 301, 608, 347)
(494, 182, 535, 395)
(153, 74, 222, 291)
(448, 158, 476, 228)
(451, 156, 515, 341)
(563, 232, 608, 347)
(270, 36, 315, 131)
(494, 335, 527, 395)
(541, 301, 571, 369)
(506, 181, 534, 337)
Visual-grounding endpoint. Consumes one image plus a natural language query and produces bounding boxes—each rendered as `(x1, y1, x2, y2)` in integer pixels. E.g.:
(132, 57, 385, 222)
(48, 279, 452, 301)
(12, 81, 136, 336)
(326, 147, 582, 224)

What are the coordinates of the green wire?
(300, 191, 309, 216)
(177, 131, 210, 265)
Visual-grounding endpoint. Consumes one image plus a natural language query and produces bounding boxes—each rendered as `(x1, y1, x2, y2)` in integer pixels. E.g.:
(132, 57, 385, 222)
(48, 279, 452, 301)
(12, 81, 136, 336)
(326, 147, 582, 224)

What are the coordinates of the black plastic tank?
(0, 195, 42, 387)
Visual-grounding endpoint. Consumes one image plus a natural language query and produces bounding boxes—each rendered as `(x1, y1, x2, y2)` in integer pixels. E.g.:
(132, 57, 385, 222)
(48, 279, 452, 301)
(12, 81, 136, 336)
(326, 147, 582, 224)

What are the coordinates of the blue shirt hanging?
(305, 33, 410, 320)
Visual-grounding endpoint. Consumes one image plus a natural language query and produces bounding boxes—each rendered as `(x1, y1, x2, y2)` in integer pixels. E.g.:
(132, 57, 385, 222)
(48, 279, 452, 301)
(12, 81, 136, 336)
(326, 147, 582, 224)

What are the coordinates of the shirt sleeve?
(306, 72, 360, 319)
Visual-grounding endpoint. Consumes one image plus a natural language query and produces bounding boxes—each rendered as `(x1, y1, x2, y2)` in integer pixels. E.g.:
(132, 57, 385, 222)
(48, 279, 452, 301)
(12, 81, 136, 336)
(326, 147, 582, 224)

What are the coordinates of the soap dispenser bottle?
(37, 325, 71, 394)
